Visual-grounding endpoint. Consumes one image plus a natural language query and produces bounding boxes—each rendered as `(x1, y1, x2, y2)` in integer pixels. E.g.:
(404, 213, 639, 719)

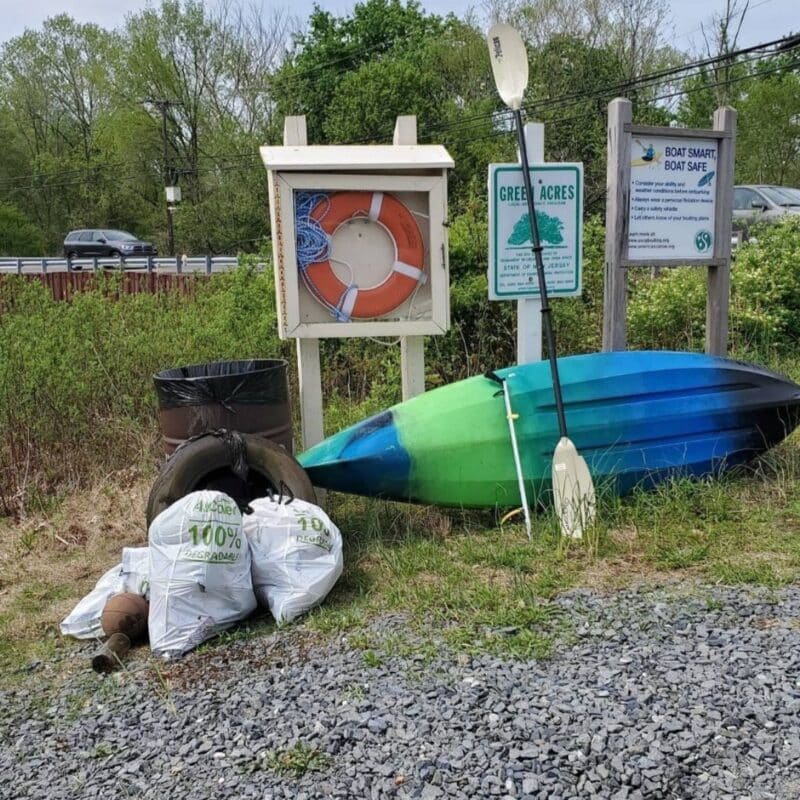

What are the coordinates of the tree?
(324, 59, 443, 143)
(272, 0, 449, 144)
(482, 0, 681, 79)
(0, 16, 119, 248)
(0, 203, 46, 255)
(736, 66, 800, 185)
(119, 1, 296, 253)
(528, 36, 637, 210)
(699, 0, 749, 106)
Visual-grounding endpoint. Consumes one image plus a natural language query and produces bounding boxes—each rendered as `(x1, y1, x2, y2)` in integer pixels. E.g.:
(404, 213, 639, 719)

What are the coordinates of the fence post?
(206, 255, 212, 275)
(284, 115, 326, 456)
(516, 122, 544, 364)
(16, 258, 21, 275)
(602, 97, 632, 352)
(395, 115, 426, 400)
(707, 106, 737, 356)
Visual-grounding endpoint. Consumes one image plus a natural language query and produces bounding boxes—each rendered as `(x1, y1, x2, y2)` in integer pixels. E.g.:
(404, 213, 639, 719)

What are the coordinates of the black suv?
(64, 229, 158, 259)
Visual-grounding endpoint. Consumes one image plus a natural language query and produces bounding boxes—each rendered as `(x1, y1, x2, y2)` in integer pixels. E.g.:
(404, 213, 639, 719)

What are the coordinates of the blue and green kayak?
(298, 351, 800, 507)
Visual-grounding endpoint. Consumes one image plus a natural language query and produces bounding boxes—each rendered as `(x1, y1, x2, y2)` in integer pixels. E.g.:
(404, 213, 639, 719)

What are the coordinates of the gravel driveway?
(2, 585, 800, 800)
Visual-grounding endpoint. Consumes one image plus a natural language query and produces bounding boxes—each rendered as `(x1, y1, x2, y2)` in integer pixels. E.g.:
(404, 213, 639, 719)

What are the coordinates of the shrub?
(627, 216, 800, 357)
(0, 267, 287, 515)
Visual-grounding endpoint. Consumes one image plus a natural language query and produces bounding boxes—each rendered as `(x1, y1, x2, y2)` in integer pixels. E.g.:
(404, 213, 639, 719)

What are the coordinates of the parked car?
(732, 185, 800, 225)
(63, 229, 158, 261)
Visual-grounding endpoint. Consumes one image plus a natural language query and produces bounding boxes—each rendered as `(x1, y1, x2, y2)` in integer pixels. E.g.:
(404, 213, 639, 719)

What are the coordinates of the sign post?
(517, 123, 544, 364)
(488, 130, 583, 364)
(602, 98, 737, 355)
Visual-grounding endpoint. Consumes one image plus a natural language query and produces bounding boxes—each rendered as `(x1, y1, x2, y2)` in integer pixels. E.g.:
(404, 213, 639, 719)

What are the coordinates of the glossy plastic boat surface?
(298, 351, 800, 507)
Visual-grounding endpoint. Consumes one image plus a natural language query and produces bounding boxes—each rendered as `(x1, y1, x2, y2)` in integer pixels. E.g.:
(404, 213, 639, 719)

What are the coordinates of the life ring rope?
(294, 190, 426, 322)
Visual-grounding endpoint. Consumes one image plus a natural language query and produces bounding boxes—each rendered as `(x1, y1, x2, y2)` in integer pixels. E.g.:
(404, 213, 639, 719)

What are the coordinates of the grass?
(0, 476, 150, 679)
(4, 438, 800, 682)
(253, 743, 331, 777)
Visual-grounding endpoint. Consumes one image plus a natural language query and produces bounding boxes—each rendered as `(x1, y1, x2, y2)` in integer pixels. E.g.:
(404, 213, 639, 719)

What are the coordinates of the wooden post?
(284, 115, 326, 452)
(603, 98, 632, 352)
(395, 115, 426, 399)
(517, 122, 544, 364)
(707, 106, 737, 356)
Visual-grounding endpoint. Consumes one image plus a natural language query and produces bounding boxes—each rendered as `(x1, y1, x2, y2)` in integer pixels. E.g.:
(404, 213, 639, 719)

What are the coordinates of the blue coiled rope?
(295, 192, 330, 269)
(294, 191, 355, 322)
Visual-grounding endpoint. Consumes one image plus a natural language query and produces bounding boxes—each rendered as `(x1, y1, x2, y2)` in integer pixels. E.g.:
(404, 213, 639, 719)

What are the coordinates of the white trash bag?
(243, 495, 343, 624)
(60, 546, 150, 639)
(122, 546, 151, 598)
(148, 490, 256, 659)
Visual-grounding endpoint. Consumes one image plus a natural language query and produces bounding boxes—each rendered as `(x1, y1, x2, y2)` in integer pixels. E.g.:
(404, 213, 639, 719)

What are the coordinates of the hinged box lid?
(260, 144, 454, 172)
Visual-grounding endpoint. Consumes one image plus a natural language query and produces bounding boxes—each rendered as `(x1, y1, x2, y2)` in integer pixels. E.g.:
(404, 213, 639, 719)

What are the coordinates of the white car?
(733, 185, 800, 225)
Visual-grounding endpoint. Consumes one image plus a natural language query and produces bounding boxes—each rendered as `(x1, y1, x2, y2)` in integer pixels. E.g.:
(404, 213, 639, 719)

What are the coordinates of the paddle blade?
(487, 23, 529, 111)
(552, 437, 596, 539)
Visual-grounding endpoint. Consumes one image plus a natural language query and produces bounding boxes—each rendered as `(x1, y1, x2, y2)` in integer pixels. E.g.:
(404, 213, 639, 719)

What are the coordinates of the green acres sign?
(488, 163, 583, 300)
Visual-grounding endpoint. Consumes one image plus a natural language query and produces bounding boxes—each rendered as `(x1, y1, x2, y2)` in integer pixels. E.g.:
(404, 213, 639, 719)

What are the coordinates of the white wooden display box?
(262, 145, 453, 339)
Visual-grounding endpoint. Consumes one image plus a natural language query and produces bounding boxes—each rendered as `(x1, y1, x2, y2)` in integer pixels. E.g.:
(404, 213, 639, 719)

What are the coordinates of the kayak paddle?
(486, 23, 596, 539)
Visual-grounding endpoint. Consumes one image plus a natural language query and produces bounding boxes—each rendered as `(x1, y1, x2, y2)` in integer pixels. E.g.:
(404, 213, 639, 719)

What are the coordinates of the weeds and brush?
(4, 225, 800, 674)
(252, 743, 331, 777)
(150, 661, 178, 717)
(3, 220, 800, 519)
(3, 441, 800, 677)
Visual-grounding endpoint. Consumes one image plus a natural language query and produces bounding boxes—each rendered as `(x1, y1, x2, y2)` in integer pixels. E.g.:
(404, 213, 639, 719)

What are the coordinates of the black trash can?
(153, 359, 293, 456)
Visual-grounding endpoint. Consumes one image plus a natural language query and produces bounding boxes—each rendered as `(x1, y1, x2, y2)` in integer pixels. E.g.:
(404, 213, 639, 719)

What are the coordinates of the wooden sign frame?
(603, 98, 737, 356)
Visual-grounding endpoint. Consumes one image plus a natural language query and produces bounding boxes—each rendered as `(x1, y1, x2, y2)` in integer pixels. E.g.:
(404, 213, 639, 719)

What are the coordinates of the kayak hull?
(298, 351, 800, 507)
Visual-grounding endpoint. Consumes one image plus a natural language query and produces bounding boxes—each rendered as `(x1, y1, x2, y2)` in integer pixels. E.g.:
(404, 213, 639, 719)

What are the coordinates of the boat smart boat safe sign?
(488, 163, 583, 300)
(627, 134, 718, 261)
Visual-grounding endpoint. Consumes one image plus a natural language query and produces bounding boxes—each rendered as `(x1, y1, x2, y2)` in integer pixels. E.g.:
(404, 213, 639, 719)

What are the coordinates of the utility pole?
(143, 98, 182, 257)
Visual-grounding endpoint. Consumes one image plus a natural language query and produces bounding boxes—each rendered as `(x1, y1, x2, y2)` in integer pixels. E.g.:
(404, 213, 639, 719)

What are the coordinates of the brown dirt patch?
(0, 477, 150, 648)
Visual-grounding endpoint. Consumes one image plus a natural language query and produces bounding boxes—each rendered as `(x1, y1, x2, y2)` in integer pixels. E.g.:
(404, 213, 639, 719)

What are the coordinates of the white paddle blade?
(552, 437, 596, 539)
(487, 23, 529, 111)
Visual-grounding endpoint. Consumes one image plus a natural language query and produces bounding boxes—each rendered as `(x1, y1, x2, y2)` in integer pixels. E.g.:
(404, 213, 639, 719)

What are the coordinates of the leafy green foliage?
(529, 36, 628, 212)
(729, 217, 800, 350)
(0, 267, 288, 513)
(736, 66, 800, 187)
(627, 217, 800, 354)
(274, 0, 448, 144)
(0, 203, 45, 255)
(324, 58, 442, 143)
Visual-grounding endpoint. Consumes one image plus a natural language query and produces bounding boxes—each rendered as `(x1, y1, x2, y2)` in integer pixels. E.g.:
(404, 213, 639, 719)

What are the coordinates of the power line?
(2, 31, 796, 190)
(453, 55, 800, 147)
(350, 38, 800, 146)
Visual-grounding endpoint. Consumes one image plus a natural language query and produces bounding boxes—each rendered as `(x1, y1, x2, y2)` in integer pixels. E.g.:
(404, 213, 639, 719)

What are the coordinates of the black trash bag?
(153, 359, 289, 412)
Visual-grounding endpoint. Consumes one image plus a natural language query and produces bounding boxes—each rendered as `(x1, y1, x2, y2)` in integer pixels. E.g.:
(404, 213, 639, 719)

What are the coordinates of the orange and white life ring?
(304, 191, 425, 320)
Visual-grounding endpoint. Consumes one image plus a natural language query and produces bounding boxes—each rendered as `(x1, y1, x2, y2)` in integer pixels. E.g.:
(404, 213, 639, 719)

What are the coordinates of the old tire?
(146, 433, 316, 526)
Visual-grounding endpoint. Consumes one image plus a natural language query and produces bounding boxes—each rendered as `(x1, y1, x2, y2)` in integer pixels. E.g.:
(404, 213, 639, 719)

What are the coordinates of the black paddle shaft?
(513, 108, 568, 440)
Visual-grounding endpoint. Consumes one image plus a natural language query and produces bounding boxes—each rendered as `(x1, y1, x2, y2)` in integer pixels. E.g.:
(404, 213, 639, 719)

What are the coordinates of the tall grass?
(0, 266, 288, 515)
(2, 217, 800, 516)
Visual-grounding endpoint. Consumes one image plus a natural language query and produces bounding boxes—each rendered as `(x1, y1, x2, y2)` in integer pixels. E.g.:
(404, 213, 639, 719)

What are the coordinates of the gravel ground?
(3, 584, 800, 800)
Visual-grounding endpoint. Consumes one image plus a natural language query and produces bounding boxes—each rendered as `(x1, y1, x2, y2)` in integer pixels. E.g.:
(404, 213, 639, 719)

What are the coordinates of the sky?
(0, 0, 796, 51)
